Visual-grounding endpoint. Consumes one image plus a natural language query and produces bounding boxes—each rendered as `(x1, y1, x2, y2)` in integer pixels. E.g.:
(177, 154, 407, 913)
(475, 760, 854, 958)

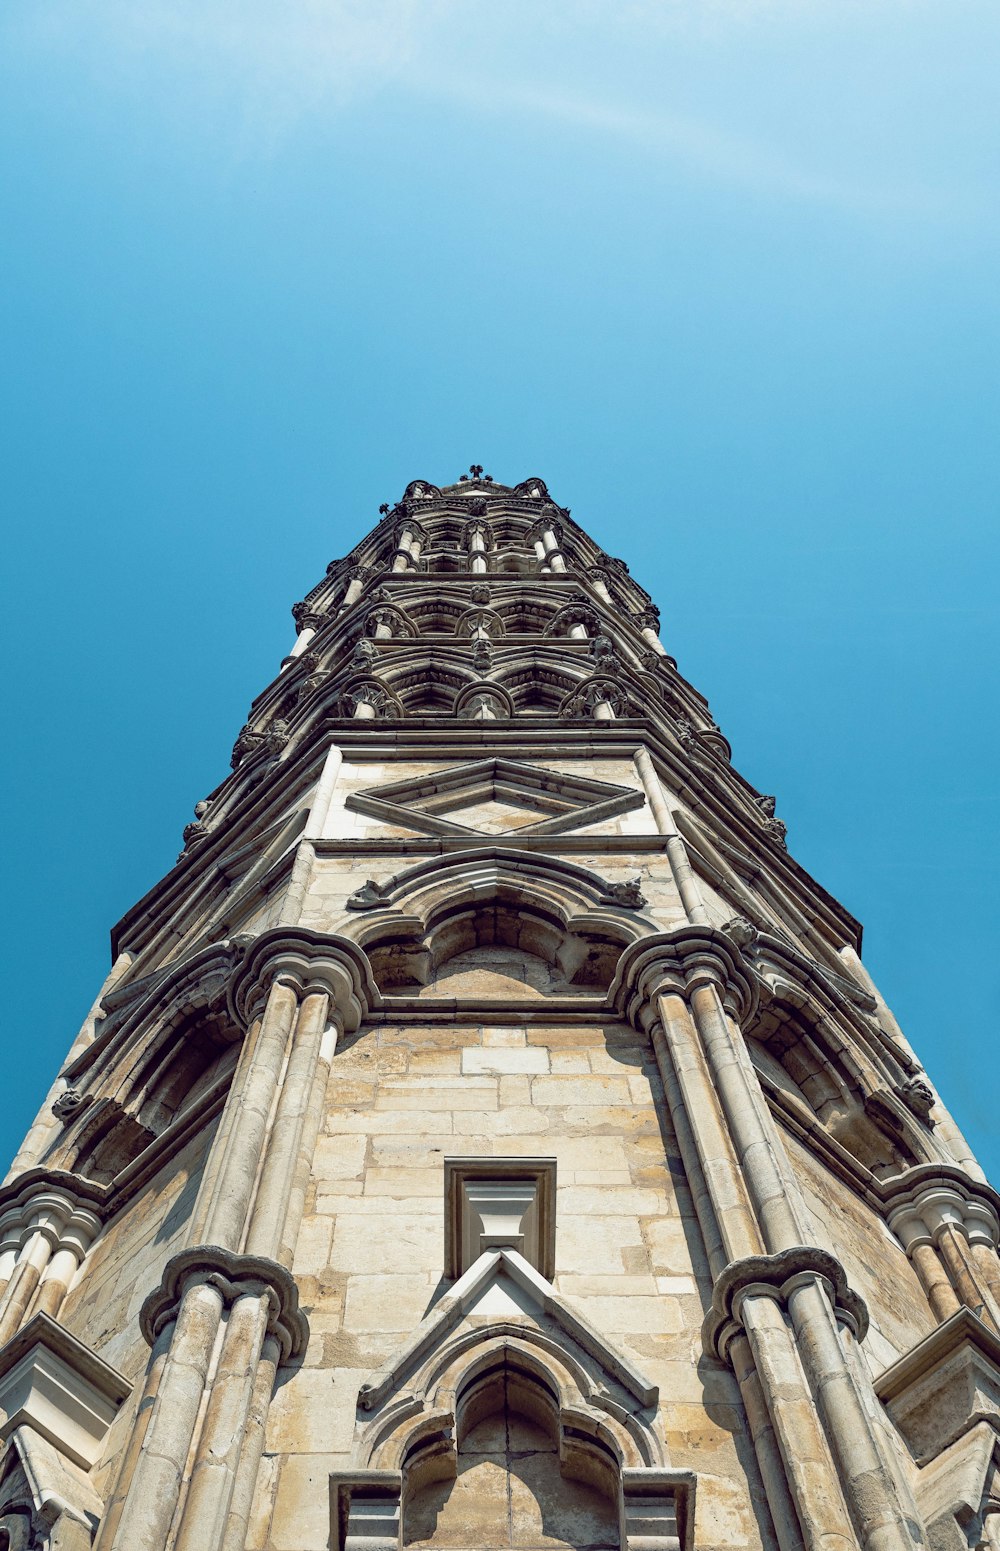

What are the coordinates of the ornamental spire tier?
(1, 468, 996, 1551)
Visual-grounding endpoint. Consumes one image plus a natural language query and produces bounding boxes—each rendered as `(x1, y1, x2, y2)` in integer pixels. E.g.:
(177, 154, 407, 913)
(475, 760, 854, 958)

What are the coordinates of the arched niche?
(358, 875, 641, 1002)
(339, 1336, 692, 1551)
(748, 977, 931, 1177)
(64, 1007, 238, 1184)
(402, 1359, 620, 1551)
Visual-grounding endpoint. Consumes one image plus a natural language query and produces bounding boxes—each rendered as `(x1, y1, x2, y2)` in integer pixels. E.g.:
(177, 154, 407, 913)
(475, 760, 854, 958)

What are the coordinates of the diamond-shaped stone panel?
(345, 757, 644, 838)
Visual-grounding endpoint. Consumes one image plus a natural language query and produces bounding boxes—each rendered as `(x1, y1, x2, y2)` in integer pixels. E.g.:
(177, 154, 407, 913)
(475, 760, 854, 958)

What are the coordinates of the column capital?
(702, 1245, 869, 1361)
(0, 1177, 104, 1258)
(139, 1246, 308, 1362)
(611, 927, 760, 1026)
(226, 927, 375, 1031)
(881, 1165, 1000, 1252)
(292, 603, 326, 633)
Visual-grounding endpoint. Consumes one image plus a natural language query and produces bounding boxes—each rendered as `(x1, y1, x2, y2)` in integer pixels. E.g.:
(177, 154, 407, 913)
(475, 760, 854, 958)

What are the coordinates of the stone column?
(287, 607, 324, 662)
(338, 566, 371, 614)
(646, 983, 852, 1551)
(466, 522, 489, 573)
(617, 931, 921, 1551)
(533, 537, 550, 572)
(105, 930, 367, 1551)
(634, 607, 666, 655)
(0, 1189, 101, 1344)
(392, 526, 415, 572)
(885, 1174, 1000, 1330)
(587, 566, 613, 604)
(632, 747, 709, 926)
(531, 521, 566, 573)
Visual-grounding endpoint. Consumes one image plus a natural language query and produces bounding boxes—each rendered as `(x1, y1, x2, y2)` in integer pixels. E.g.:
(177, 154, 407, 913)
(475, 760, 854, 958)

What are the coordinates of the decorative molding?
(225, 926, 374, 1030)
(702, 1245, 869, 1360)
(876, 1308, 1000, 1464)
(139, 1245, 309, 1362)
(444, 1157, 557, 1279)
(345, 757, 644, 840)
(0, 1313, 130, 1469)
(358, 1246, 658, 1413)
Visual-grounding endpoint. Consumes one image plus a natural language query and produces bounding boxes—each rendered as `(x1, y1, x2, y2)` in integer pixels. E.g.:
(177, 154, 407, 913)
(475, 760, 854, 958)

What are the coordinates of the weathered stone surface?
(1, 472, 985, 1551)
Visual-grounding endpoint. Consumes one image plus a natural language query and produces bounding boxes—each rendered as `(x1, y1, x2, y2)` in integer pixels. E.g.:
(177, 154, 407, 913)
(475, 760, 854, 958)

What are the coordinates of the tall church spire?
(0, 472, 997, 1551)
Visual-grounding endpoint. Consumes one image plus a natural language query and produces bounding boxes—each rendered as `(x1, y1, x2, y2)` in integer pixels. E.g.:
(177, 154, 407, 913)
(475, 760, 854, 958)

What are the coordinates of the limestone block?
(332, 1215, 441, 1274)
(270, 1454, 335, 1551)
(265, 1367, 357, 1453)
(462, 1048, 550, 1075)
(530, 1076, 633, 1108)
(343, 1274, 437, 1333)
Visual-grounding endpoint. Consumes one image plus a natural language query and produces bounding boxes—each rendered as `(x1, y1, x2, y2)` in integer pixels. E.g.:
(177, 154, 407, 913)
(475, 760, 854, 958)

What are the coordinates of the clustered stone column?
(0, 1185, 102, 1342)
(884, 1171, 1000, 1328)
(529, 519, 567, 573)
(391, 520, 425, 573)
(465, 518, 492, 573)
(96, 931, 366, 1551)
(616, 930, 921, 1551)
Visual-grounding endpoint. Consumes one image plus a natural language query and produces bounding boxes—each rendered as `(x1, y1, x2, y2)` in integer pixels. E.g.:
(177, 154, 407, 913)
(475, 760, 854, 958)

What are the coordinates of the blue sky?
(1, 1, 999, 1176)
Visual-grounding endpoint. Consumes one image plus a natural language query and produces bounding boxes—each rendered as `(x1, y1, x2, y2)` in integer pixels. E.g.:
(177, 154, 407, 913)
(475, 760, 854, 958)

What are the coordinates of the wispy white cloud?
(0, 0, 975, 219)
(426, 74, 944, 218)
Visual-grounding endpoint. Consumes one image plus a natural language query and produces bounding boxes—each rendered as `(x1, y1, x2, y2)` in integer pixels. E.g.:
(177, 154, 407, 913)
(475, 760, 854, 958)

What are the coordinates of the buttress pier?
(2, 469, 998, 1551)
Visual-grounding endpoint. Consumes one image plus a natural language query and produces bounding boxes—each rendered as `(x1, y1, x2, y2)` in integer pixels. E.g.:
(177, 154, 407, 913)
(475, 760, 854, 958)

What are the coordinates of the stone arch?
(66, 1006, 238, 1183)
(342, 1330, 690, 1551)
(543, 603, 601, 639)
(749, 961, 934, 1175)
(48, 944, 243, 1180)
(346, 852, 650, 998)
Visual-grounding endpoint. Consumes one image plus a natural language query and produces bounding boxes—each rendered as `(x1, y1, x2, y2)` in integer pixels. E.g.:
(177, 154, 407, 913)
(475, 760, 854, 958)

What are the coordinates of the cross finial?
(378, 503, 390, 517)
(469, 464, 483, 479)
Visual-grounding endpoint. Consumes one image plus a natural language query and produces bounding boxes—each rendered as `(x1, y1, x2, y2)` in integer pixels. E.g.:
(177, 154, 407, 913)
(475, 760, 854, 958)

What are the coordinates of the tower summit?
(1, 470, 997, 1551)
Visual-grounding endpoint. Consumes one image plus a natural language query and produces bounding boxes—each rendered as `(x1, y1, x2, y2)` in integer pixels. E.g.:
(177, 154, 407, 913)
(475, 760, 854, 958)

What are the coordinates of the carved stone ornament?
(598, 879, 647, 910)
(470, 638, 494, 673)
(351, 637, 378, 669)
(757, 795, 777, 818)
(51, 1089, 91, 1123)
(230, 725, 269, 769)
(467, 497, 488, 518)
(181, 819, 209, 850)
(764, 816, 788, 849)
(139, 1246, 308, 1362)
(590, 632, 617, 664)
(292, 604, 324, 634)
(469, 583, 492, 605)
(722, 917, 758, 952)
(346, 879, 393, 911)
(632, 605, 661, 631)
(898, 1074, 936, 1124)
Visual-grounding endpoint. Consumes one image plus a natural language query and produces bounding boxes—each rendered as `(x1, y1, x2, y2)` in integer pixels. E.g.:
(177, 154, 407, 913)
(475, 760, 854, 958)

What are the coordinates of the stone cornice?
(110, 720, 862, 964)
(226, 926, 375, 1030)
(139, 1246, 308, 1361)
(610, 926, 760, 1025)
(702, 1246, 869, 1360)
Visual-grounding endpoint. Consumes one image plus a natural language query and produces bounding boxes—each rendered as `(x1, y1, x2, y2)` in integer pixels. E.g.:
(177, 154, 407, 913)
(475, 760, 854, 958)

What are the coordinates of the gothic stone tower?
(2, 471, 998, 1551)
